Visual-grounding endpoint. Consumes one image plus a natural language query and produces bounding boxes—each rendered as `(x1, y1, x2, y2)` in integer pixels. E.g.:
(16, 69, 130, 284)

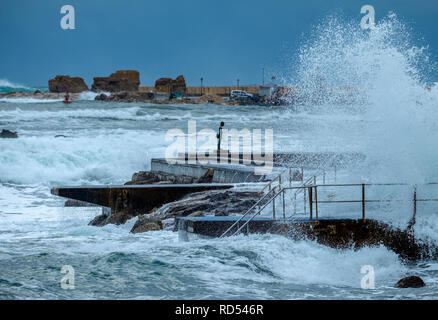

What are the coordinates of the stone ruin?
(155, 75, 186, 95)
(91, 70, 140, 92)
(48, 75, 89, 93)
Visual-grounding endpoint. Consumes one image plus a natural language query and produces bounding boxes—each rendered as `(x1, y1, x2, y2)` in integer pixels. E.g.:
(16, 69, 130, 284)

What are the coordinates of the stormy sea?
(1, 14, 438, 299)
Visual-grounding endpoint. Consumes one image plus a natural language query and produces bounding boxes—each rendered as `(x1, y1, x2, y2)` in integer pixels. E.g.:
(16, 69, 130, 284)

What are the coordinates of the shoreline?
(0, 90, 271, 106)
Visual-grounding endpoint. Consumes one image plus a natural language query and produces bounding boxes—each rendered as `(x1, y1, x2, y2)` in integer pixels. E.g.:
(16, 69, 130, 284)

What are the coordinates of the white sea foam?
(0, 98, 62, 103)
(0, 131, 166, 185)
(0, 79, 30, 89)
(78, 91, 110, 101)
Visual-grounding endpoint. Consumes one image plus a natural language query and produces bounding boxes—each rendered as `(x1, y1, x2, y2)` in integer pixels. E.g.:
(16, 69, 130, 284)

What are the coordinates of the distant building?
(258, 83, 277, 100)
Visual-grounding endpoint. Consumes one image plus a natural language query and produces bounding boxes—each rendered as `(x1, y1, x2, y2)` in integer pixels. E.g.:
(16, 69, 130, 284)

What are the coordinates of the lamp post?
(262, 68, 264, 85)
(200, 77, 203, 96)
(237, 78, 240, 88)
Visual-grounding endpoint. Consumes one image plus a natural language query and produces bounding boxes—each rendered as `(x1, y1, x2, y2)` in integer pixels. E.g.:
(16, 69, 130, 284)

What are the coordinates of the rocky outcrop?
(88, 168, 235, 228)
(396, 276, 426, 288)
(48, 75, 89, 93)
(88, 214, 109, 227)
(95, 91, 154, 102)
(89, 209, 135, 227)
(131, 220, 162, 234)
(0, 129, 18, 138)
(92, 70, 140, 92)
(130, 189, 261, 233)
(279, 218, 438, 261)
(126, 170, 195, 185)
(64, 199, 98, 207)
(125, 169, 214, 185)
(155, 75, 186, 95)
(0, 91, 81, 100)
(195, 94, 226, 105)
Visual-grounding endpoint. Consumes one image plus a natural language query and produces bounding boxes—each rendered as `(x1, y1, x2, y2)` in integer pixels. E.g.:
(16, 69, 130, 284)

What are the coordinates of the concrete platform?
(51, 183, 234, 215)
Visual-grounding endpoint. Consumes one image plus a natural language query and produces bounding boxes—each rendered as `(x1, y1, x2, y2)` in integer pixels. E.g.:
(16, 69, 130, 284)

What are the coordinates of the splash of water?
(0, 79, 45, 93)
(285, 13, 438, 184)
(281, 13, 438, 233)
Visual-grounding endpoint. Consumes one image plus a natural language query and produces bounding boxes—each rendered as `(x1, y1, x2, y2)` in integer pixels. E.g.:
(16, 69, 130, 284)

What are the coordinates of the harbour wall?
(140, 86, 260, 96)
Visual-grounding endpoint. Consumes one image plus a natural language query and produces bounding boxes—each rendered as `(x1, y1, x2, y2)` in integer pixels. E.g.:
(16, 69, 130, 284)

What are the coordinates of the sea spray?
(286, 13, 437, 183)
(281, 14, 438, 232)
(0, 132, 164, 185)
(0, 79, 45, 93)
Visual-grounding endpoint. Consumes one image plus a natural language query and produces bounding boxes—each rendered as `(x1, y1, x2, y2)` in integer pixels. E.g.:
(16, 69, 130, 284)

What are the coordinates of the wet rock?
(396, 276, 426, 288)
(0, 91, 80, 100)
(282, 218, 438, 261)
(131, 219, 163, 234)
(126, 169, 216, 185)
(48, 75, 89, 93)
(162, 218, 175, 230)
(65, 199, 98, 207)
(34, 89, 41, 94)
(0, 129, 18, 138)
(92, 70, 140, 92)
(188, 211, 204, 217)
(98, 91, 156, 103)
(88, 213, 109, 227)
(125, 170, 195, 185)
(95, 93, 108, 101)
(129, 189, 260, 233)
(89, 209, 137, 227)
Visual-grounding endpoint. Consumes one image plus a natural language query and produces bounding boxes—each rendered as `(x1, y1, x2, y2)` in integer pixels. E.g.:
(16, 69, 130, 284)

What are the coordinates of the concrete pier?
(51, 183, 234, 215)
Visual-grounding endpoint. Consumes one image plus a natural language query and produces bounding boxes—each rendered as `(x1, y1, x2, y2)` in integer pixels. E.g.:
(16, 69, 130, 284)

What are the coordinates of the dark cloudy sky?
(1, 0, 437, 87)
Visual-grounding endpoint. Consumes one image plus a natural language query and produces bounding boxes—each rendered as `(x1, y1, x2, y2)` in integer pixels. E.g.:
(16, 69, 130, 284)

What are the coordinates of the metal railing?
(218, 185, 279, 238)
(219, 167, 298, 239)
(301, 182, 438, 221)
(260, 167, 303, 194)
(220, 167, 335, 238)
(220, 181, 438, 238)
